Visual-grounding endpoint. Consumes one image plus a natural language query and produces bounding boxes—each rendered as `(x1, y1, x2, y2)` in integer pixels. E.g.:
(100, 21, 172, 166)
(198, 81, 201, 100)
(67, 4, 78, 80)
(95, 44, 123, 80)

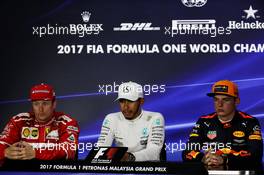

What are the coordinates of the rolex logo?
(181, 0, 207, 7)
(81, 11, 91, 23)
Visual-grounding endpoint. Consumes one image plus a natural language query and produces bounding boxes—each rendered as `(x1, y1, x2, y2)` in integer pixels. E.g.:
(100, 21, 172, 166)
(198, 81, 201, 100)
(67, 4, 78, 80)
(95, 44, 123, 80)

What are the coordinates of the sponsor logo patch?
(140, 140, 147, 145)
(67, 126, 79, 132)
(249, 135, 262, 140)
(68, 134, 76, 142)
(207, 131, 217, 140)
(219, 148, 232, 155)
(233, 139, 245, 143)
(187, 150, 200, 159)
(22, 128, 30, 138)
(253, 131, 261, 135)
(113, 23, 160, 31)
(31, 128, 39, 138)
(46, 130, 59, 140)
(233, 131, 245, 138)
(45, 127, 51, 135)
(214, 85, 228, 93)
(142, 128, 148, 136)
(21, 127, 39, 139)
(103, 119, 109, 127)
(253, 125, 261, 131)
(155, 119, 161, 126)
(190, 133, 199, 137)
(194, 124, 200, 128)
(223, 123, 231, 128)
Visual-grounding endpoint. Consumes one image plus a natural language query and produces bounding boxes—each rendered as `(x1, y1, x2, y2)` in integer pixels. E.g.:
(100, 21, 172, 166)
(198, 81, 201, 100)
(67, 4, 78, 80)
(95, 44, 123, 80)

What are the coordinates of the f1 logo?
(94, 148, 108, 158)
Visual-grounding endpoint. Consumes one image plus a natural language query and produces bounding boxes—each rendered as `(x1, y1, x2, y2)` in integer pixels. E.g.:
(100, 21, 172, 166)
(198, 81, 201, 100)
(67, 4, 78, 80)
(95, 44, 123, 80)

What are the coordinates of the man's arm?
(4, 141, 35, 160)
(132, 114, 165, 161)
(0, 117, 21, 160)
(97, 115, 115, 147)
(182, 118, 205, 162)
(226, 118, 263, 164)
(34, 117, 80, 160)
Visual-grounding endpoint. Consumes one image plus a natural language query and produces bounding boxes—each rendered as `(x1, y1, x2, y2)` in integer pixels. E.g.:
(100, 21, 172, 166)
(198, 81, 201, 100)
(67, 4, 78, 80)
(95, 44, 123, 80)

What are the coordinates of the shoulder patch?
(13, 113, 32, 122)
(67, 125, 79, 132)
(58, 115, 72, 122)
(147, 115, 152, 121)
(103, 118, 110, 127)
(67, 134, 76, 142)
(153, 118, 161, 126)
(200, 113, 217, 119)
(16, 113, 30, 117)
(239, 112, 253, 119)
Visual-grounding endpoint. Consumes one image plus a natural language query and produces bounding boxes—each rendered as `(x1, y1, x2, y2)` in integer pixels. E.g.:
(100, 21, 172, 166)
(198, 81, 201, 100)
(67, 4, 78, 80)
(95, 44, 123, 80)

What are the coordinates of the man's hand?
(4, 141, 35, 160)
(4, 142, 24, 160)
(121, 152, 135, 161)
(202, 151, 224, 166)
(120, 152, 129, 161)
(19, 141, 36, 160)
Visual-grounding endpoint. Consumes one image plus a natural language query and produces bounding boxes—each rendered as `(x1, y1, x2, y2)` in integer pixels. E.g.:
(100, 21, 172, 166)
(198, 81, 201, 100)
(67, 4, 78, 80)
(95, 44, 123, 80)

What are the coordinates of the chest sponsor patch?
(207, 131, 217, 140)
(233, 131, 245, 138)
(140, 139, 147, 145)
(142, 128, 148, 136)
(233, 139, 245, 143)
(218, 148, 232, 155)
(22, 127, 30, 138)
(21, 127, 39, 139)
(45, 127, 51, 135)
(31, 128, 39, 138)
(190, 133, 199, 137)
(223, 123, 231, 128)
(46, 130, 59, 140)
(249, 135, 262, 140)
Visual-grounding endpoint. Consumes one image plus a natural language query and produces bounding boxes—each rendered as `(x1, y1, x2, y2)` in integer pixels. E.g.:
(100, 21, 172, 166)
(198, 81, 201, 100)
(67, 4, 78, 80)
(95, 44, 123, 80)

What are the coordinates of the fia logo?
(81, 11, 91, 23)
(181, 0, 207, 7)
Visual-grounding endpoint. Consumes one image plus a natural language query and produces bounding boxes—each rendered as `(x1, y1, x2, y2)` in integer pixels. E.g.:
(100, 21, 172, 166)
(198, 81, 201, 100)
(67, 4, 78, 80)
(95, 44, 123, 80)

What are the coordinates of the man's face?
(32, 100, 56, 122)
(213, 94, 238, 118)
(119, 98, 144, 120)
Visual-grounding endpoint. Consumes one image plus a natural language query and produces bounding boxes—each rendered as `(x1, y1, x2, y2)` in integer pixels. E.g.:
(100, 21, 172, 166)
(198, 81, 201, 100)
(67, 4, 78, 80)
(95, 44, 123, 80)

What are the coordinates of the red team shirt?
(0, 112, 79, 160)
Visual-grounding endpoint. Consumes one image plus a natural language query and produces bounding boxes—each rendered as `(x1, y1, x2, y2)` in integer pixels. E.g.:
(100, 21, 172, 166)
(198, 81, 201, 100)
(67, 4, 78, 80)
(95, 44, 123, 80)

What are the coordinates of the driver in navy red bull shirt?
(182, 80, 263, 166)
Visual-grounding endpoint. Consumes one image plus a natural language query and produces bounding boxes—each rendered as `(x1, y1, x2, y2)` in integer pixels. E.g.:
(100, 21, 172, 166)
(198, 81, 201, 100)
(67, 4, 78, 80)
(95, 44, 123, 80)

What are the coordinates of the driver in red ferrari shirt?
(0, 83, 79, 161)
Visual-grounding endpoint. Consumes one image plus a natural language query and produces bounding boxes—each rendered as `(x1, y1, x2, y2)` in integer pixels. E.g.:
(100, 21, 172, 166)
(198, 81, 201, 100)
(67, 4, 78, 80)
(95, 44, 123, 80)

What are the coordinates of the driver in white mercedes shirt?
(97, 81, 165, 161)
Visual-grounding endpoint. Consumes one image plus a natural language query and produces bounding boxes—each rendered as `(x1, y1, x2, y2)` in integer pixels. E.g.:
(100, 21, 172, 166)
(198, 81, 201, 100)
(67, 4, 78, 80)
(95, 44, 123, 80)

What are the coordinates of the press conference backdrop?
(0, 0, 264, 163)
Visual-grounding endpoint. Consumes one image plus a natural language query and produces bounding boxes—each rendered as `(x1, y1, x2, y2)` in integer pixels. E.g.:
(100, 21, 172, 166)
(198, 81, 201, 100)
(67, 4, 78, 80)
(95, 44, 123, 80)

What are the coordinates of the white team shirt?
(97, 110, 165, 161)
